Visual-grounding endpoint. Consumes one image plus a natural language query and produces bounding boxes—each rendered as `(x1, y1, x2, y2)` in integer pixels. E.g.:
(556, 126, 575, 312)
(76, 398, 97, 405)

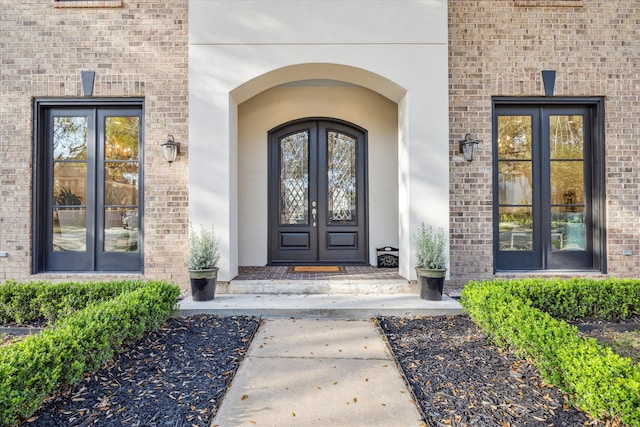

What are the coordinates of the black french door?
(268, 119, 368, 264)
(494, 102, 603, 271)
(35, 104, 143, 272)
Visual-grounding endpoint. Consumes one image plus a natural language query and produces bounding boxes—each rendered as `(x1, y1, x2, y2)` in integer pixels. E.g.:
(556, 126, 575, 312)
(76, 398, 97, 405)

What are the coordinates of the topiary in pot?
(188, 223, 220, 301)
(415, 222, 447, 301)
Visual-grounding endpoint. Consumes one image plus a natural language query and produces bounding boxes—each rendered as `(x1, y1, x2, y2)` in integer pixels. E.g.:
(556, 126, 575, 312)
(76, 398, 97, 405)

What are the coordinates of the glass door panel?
(279, 131, 310, 225)
(549, 115, 586, 251)
(103, 116, 140, 252)
(327, 131, 356, 224)
(497, 115, 534, 253)
(52, 116, 88, 252)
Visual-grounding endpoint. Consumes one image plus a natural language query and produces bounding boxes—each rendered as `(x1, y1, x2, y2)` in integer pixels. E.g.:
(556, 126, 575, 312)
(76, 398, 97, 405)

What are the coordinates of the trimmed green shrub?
(0, 279, 145, 325)
(0, 280, 179, 426)
(461, 279, 640, 426)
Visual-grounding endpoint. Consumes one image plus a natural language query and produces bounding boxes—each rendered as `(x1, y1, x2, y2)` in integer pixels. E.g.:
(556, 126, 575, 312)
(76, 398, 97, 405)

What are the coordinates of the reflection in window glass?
(549, 115, 585, 252)
(498, 206, 533, 251)
(104, 207, 138, 252)
(105, 117, 139, 160)
(498, 116, 531, 160)
(104, 116, 140, 252)
(498, 116, 533, 252)
(498, 162, 532, 206)
(551, 207, 585, 251)
(52, 117, 88, 252)
(53, 207, 87, 252)
(550, 115, 583, 160)
(53, 116, 88, 161)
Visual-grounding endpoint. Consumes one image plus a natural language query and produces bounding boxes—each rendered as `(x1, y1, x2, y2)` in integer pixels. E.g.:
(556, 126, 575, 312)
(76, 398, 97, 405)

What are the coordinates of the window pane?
(498, 207, 533, 251)
(498, 116, 531, 160)
(551, 207, 585, 251)
(104, 207, 138, 252)
(280, 131, 309, 225)
(53, 207, 86, 252)
(105, 116, 139, 160)
(550, 161, 584, 206)
(53, 116, 88, 161)
(498, 161, 532, 205)
(104, 162, 139, 206)
(53, 163, 87, 207)
(550, 115, 583, 159)
(327, 131, 356, 224)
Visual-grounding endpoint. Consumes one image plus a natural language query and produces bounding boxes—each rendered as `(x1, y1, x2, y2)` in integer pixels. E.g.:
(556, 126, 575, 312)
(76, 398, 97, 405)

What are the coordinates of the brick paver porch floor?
(233, 265, 405, 281)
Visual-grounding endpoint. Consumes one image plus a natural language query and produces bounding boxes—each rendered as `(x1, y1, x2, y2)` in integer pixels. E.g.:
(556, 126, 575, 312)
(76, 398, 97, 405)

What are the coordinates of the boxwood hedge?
(460, 278, 640, 426)
(0, 280, 180, 426)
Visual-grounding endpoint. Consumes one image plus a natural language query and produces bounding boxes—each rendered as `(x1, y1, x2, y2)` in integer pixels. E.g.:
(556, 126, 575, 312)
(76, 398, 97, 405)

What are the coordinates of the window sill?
(54, 1, 123, 8)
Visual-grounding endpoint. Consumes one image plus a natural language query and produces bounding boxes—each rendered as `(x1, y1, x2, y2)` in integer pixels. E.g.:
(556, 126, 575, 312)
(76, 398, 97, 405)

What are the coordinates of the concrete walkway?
(211, 318, 425, 427)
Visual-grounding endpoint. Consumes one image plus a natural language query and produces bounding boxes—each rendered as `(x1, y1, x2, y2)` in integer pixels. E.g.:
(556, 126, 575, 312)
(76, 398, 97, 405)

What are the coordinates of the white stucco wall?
(237, 84, 399, 266)
(189, 0, 449, 280)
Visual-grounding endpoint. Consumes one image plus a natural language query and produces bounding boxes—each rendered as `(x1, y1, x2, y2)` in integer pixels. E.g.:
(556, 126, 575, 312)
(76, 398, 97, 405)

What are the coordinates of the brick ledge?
(53, 1, 123, 8)
(515, 0, 583, 7)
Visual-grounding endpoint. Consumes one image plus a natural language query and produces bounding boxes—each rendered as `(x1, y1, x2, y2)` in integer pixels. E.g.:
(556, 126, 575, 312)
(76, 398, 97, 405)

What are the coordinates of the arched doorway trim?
(230, 63, 406, 104)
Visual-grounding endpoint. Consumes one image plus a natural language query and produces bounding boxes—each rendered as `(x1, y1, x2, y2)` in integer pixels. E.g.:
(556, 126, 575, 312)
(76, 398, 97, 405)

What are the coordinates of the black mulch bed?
(21, 315, 260, 427)
(14, 314, 625, 427)
(378, 315, 605, 427)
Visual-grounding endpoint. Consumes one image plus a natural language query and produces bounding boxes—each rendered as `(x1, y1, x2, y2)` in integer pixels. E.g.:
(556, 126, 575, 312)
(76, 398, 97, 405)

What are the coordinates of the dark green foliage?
(0, 279, 144, 325)
(0, 280, 179, 426)
(461, 278, 640, 426)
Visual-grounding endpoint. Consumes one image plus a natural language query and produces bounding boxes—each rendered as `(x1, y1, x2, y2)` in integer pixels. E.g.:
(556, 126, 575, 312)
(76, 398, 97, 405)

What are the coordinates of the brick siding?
(0, 1, 189, 285)
(448, 0, 640, 284)
(2, 0, 637, 287)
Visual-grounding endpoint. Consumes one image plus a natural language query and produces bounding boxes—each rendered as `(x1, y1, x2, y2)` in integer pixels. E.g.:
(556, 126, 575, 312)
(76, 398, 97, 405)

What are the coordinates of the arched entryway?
(268, 118, 368, 264)
(236, 79, 399, 270)
(191, 60, 450, 282)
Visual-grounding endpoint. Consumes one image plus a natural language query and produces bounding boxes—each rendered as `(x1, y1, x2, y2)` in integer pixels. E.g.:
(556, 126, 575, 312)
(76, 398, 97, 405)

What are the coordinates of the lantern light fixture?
(161, 135, 180, 165)
(458, 133, 480, 163)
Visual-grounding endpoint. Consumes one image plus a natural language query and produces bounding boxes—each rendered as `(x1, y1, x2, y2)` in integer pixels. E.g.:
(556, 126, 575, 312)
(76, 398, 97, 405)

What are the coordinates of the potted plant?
(415, 222, 447, 301)
(188, 223, 220, 301)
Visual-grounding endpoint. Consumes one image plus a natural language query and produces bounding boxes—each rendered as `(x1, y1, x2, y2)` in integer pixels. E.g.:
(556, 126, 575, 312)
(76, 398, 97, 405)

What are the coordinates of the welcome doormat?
(288, 266, 346, 273)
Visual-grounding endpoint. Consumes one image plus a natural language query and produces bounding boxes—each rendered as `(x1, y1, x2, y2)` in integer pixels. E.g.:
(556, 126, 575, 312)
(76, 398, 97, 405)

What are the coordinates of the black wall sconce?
(458, 133, 480, 163)
(161, 135, 180, 165)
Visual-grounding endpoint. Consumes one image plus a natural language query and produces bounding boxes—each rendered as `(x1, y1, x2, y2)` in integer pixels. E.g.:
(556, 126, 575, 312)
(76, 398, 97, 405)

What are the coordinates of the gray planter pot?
(415, 268, 447, 301)
(189, 267, 218, 301)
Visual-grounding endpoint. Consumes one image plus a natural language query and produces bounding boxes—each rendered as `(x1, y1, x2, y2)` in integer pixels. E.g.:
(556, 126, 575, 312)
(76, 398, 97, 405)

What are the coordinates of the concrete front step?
(217, 279, 418, 295)
(178, 293, 463, 319)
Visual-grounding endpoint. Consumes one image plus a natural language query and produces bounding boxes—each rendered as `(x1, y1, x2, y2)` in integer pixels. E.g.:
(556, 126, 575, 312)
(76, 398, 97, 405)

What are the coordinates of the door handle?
(312, 201, 317, 226)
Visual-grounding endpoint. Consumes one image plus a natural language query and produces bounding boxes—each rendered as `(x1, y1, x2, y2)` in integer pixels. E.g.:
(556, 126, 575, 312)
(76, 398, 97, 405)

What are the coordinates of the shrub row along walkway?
(22, 315, 601, 426)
